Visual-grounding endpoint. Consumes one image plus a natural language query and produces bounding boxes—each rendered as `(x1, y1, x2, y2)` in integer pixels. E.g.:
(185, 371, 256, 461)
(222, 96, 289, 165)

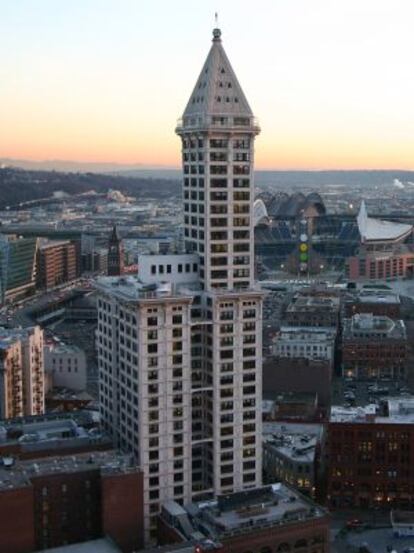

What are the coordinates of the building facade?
(342, 313, 407, 380)
(327, 399, 414, 510)
(0, 450, 144, 553)
(44, 342, 87, 391)
(272, 326, 336, 363)
(0, 326, 44, 419)
(96, 27, 263, 542)
(37, 240, 78, 290)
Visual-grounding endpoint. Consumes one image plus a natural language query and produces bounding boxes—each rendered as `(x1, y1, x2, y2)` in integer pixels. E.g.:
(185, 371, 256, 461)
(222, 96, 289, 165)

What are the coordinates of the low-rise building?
(272, 326, 336, 364)
(327, 398, 414, 510)
(285, 294, 340, 328)
(344, 287, 401, 319)
(0, 413, 111, 459)
(342, 313, 407, 379)
(159, 484, 330, 553)
(44, 343, 87, 391)
(0, 450, 144, 553)
(263, 422, 324, 497)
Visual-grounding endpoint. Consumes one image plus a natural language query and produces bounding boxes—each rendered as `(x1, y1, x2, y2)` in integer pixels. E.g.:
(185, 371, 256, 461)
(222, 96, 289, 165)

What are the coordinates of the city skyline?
(1, 0, 414, 170)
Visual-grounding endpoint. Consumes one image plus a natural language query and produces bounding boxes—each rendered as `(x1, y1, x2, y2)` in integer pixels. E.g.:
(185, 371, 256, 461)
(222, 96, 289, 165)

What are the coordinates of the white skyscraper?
(96, 26, 263, 542)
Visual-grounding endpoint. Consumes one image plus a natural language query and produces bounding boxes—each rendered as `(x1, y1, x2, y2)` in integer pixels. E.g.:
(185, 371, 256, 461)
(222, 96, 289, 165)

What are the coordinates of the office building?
(0, 234, 38, 304)
(285, 294, 340, 328)
(263, 422, 324, 497)
(0, 450, 144, 553)
(342, 313, 407, 380)
(0, 326, 44, 418)
(272, 326, 336, 364)
(37, 239, 78, 290)
(96, 26, 263, 541)
(327, 398, 414, 509)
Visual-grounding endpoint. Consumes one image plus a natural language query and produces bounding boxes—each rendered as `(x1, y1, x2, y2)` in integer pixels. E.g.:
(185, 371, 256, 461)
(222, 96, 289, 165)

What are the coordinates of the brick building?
(342, 313, 407, 379)
(37, 240, 78, 290)
(285, 294, 340, 329)
(344, 287, 401, 319)
(0, 450, 144, 553)
(327, 398, 414, 510)
(158, 484, 329, 553)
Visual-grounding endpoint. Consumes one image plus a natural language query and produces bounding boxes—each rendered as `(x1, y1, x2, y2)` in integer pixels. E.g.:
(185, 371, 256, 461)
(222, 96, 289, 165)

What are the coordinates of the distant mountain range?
(1, 158, 414, 188)
(0, 158, 178, 175)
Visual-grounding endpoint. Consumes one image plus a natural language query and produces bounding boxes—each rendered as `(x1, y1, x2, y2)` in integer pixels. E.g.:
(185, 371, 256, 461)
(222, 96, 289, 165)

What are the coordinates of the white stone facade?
(273, 326, 336, 362)
(96, 27, 263, 543)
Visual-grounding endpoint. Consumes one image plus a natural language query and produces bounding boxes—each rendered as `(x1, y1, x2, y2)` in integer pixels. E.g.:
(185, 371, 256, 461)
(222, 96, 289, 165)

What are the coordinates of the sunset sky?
(1, 0, 413, 170)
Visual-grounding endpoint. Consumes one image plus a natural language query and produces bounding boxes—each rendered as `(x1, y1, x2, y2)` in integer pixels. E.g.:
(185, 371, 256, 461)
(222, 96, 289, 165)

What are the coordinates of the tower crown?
(176, 28, 259, 134)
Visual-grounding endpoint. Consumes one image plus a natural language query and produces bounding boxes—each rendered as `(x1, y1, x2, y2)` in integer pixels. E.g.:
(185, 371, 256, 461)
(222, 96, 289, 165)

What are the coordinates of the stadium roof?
(357, 201, 412, 242)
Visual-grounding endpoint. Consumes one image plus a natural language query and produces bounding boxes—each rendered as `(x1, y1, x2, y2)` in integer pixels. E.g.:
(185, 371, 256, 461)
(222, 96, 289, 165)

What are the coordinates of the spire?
(181, 24, 253, 120)
(212, 12, 221, 41)
(110, 224, 120, 243)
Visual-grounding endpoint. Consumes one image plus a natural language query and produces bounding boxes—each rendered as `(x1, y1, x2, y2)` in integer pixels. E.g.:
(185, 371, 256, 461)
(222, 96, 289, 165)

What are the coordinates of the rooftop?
(0, 416, 109, 453)
(287, 295, 340, 313)
(263, 423, 323, 463)
(343, 313, 406, 340)
(330, 398, 414, 424)
(353, 289, 400, 305)
(187, 484, 326, 540)
(95, 275, 195, 302)
(0, 450, 137, 490)
(0, 325, 39, 351)
(357, 200, 412, 243)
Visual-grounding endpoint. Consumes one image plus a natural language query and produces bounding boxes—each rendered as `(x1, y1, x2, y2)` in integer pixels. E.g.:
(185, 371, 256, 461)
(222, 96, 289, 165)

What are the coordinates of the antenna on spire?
(212, 12, 221, 41)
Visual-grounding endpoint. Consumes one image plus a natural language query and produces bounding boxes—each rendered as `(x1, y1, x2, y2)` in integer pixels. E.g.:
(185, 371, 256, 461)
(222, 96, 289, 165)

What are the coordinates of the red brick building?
(37, 239, 78, 290)
(327, 399, 414, 510)
(342, 313, 407, 379)
(344, 288, 401, 319)
(0, 450, 144, 553)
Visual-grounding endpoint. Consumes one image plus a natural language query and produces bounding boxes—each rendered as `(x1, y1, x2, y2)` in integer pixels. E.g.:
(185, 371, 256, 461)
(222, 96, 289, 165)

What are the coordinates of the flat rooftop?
(343, 313, 406, 340)
(287, 295, 340, 312)
(354, 289, 400, 305)
(95, 275, 195, 302)
(278, 326, 337, 337)
(0, 450, 136, 490)
(263, 423, 323, 463)
(188, 484, 326, 539)
(331, 398, 414, 424)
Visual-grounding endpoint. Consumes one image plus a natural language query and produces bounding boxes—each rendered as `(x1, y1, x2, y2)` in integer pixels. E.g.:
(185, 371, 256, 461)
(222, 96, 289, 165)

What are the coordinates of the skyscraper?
(96, 26, 263, 542)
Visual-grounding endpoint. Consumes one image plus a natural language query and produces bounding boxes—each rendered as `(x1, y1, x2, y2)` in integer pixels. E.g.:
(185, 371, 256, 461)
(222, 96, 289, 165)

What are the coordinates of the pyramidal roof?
(182, 28, 253, 119)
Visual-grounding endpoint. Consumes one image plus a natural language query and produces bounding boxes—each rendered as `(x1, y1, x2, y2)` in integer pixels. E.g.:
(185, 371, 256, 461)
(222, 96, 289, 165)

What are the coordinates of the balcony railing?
(176, 114, 260, 133)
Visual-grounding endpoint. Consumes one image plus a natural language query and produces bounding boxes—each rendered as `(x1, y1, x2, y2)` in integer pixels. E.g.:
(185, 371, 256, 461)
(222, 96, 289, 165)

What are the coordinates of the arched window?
(277, 544, 291, 552)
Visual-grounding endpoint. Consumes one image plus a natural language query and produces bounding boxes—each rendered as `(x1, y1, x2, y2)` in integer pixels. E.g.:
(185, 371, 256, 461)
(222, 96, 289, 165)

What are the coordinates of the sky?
(1, 0, 413, 170)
